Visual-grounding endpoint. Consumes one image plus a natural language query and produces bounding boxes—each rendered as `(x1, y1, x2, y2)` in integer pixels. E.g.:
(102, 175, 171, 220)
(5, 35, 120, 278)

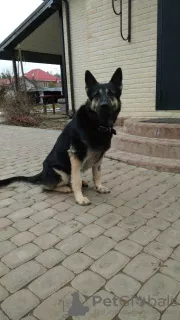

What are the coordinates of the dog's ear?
(110, 68, 123, 89)
(85, 70, 97, 90)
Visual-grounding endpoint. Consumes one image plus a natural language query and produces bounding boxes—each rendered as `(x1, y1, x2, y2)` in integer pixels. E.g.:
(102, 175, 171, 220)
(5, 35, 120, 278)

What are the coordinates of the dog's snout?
(99, 102, 108, 108)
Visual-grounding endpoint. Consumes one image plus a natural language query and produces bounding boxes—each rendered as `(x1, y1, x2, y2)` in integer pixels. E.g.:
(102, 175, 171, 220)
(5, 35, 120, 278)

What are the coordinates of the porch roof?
(0, 0, 63, 64)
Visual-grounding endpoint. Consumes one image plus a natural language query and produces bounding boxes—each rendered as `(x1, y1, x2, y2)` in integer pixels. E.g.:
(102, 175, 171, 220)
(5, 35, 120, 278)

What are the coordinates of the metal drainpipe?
(62, 0, 75, 116)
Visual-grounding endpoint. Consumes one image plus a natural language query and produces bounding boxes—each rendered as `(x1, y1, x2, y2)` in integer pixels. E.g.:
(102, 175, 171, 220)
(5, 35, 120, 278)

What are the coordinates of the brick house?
(0, 0, 179, 118)
(25, 68, 61, 89)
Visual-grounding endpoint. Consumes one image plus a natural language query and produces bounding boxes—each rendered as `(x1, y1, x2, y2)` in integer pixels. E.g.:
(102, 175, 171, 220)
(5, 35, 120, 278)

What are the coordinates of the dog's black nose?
(100, 102, 108, 108)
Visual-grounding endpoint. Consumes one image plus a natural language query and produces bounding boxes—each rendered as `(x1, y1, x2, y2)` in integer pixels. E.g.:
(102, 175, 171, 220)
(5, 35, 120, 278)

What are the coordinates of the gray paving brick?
(0, 218, 12, 229)
(35, 249, 66, 268)
(52, 220, 83, 239)
(33, 233, 59, 250)
(104, 226, 130, 241)
(71, 270, 105, 296)
(80, 223, 105, 238)
(52, 201, 71, 212)
(1, 289, 40, 320)
(30, 219, 59, 236)
(22, 317, 37, 320)
(138, 273, 180, 311)
(115, 240, 143, 257)
(8, 207, 35, 222)
(129, 226, 160, 245)
(119, 301, 160, 320)
(28, 266, 74, 299)
(106, 273, 141, 299)
(113, 206, 134, 217)
(30, 208, 57, 223)
(0, 262, 9, 277)
(144, 241, 173, 261)
(91, 250, 129, 279)
(75, 213, 97, 225)
(55, 232, 90, 255)
(171, 245, 180, 261)
(0, 241, 16, 258)
(0, 198, 15, 208)
(0, 207, 13, 218)
(1, 243, 41, 268)
(33, 287, 85, 320)
(160, 259, 180, 282)
(123, 253, 160, 282)
(0, 310, 9, 320)
(0, 261, 46, 293)
(157, 227, 180, 247)
(88, 203, 114, 217)
(157, 204, 180, 222)
(81, 235, 116, 259)
(162, 305, 180, 320)
(12, 218, 36, 231)
(147, 217, 170, 230)
(172, 219, 180, 231)
(66, 203, 94, 215)
(31, 201, 50, 212)
(0, 284, 9, 302)
(10, 231, 36, 246)
(135, 207, 156, 219)
(72, 289, 121, 320)
(0, 227, 18, 242)
(53, 211, 75, 223)
(95, 213, 123, 229)
(118, 214, 147, 232)
(62, 252, 93, 274)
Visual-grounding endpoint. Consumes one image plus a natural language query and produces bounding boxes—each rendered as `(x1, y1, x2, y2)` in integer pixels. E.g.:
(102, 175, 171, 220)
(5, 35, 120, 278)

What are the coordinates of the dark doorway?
(156, 0, 180, 110)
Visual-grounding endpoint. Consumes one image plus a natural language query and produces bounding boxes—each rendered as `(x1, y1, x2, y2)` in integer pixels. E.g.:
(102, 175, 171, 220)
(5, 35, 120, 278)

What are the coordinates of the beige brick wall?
(63, 0, 180, 118)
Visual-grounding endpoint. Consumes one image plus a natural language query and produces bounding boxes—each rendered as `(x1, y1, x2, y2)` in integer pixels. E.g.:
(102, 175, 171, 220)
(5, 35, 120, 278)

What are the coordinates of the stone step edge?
(113, 131, 180, 146)
(105, 149, 180, 174)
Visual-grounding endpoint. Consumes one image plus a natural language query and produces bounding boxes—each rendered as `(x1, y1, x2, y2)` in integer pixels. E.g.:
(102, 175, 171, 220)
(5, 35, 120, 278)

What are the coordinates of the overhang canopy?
(0, 0, 63, 64)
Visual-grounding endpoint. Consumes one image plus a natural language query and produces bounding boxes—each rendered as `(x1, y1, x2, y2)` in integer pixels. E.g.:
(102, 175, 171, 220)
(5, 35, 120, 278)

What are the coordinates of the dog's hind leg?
(92, 161, 110, 194)
(70, 154, 91, 205)
(52, 169, 72, 193)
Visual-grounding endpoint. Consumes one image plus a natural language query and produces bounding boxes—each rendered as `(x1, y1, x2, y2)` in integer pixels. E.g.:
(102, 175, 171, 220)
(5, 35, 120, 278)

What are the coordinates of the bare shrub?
(0, 90, 41, 127)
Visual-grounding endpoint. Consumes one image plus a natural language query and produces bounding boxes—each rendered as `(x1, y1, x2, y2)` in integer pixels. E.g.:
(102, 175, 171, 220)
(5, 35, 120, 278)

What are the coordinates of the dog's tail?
(0, 171, 43, 187)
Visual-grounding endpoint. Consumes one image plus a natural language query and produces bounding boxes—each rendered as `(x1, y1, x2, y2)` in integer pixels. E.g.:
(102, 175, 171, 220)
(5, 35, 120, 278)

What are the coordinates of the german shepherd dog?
(0, 68, 122, 205)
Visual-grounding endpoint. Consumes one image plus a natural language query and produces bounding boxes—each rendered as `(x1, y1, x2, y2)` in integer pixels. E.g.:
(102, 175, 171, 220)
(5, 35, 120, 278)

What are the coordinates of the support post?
(12, 52, 18, 91)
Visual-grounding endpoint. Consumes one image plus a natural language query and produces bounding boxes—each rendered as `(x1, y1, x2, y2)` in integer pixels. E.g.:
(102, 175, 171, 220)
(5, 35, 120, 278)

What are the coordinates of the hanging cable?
(112, 0, 131, 42)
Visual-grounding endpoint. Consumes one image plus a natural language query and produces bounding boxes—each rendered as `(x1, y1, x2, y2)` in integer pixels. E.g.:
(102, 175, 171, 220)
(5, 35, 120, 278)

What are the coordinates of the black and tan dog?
(0, 68, 122, 205)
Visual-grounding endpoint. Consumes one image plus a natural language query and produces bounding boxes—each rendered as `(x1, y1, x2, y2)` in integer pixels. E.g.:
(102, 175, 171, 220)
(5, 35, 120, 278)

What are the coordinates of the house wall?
(63, 0, 180, 118)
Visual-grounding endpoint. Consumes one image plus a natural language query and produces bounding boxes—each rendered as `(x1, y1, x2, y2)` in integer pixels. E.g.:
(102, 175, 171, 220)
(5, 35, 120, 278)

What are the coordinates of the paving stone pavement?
(0, 125, 180, 319)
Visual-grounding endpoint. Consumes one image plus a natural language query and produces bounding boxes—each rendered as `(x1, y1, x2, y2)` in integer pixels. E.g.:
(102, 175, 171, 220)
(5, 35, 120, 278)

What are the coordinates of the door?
(156, 0, 180, 110)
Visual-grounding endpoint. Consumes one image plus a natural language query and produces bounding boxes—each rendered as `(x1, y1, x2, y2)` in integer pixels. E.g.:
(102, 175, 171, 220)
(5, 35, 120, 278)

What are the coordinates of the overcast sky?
(0, 0, 60, 74)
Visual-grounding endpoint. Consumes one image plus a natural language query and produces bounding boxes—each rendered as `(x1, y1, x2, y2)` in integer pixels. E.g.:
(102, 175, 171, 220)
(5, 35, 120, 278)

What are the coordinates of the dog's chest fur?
(82, 150, 102, 171)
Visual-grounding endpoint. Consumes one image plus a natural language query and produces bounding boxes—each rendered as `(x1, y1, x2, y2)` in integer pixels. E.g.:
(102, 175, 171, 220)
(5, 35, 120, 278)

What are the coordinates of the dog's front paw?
(96, 185, 110, 194)
(76, 196, 91, 206)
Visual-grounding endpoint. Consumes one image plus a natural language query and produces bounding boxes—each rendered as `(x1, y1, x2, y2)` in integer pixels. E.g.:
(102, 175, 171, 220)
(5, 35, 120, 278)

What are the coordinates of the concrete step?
(106, 149, 180, 174)
(124, 118, 180, 139)
(112, 132, 180, 159)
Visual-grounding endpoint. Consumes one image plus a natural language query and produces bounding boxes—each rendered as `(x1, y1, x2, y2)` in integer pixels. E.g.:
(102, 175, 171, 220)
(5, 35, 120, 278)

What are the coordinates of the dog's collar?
(98, 126, 116, 135)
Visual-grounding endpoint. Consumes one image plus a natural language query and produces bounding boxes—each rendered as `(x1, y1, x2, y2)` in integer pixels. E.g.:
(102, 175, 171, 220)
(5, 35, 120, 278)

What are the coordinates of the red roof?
(25, 69, 60, 82)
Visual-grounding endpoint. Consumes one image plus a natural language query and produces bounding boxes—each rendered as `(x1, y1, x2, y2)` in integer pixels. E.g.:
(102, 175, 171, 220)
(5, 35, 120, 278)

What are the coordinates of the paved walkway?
(0, 125, 180, 320)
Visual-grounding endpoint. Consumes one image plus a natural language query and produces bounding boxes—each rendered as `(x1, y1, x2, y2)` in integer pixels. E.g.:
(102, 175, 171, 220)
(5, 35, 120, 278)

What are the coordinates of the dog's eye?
(108, 90, 115, 97)
(93, 92, 99, 99)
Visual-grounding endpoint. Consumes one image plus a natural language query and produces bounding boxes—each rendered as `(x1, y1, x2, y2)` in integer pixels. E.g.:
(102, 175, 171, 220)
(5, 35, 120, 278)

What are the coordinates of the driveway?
(0, 125, 180, 320)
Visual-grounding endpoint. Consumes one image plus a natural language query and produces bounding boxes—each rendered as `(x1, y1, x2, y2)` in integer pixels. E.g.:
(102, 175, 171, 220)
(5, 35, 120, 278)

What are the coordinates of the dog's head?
(85, 68, 122, 128)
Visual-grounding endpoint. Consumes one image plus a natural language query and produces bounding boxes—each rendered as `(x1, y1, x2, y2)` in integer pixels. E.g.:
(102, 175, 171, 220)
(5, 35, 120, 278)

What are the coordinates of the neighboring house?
(0, 0, 179, 118)
(25, 69, 61, 89)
